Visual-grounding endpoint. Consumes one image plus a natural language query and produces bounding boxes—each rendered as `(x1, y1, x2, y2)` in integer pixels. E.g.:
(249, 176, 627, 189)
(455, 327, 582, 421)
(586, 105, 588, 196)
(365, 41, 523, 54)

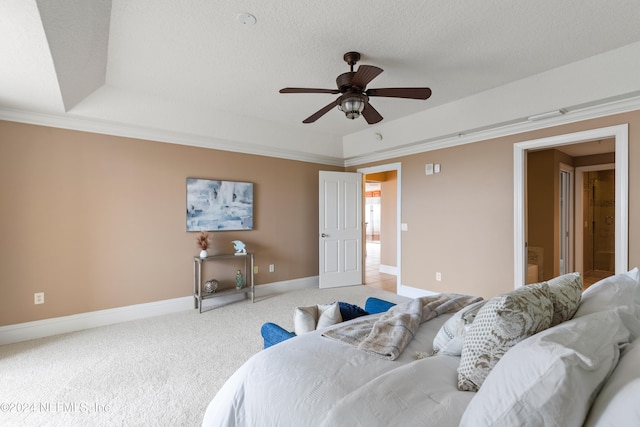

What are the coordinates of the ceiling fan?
(279, 52, 432, 124)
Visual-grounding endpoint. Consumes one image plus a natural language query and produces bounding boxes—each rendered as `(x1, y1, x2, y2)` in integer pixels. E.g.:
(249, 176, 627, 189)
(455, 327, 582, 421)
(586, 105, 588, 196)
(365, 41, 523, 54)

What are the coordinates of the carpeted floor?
(0, 285, 406, 427)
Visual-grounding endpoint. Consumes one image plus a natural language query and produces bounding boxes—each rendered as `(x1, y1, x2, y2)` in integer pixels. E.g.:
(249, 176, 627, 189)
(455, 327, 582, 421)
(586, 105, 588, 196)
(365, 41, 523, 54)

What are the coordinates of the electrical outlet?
(269, 264, 275, 273)
(34, 292, 44, 304)
(436, 272, 442, 281)
(254, 266, 259, 274)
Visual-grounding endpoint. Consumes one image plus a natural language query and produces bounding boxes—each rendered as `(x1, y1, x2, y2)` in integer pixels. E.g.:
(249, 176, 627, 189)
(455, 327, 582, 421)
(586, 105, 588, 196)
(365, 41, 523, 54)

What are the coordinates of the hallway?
(364, 241, 396, 293)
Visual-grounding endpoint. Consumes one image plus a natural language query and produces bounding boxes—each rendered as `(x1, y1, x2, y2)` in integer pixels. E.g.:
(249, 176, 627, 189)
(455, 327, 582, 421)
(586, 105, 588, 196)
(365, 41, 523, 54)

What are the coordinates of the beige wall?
(353, 110, 640, 299)
(0, 120, 341, 325)
(2, 110, 639, 325)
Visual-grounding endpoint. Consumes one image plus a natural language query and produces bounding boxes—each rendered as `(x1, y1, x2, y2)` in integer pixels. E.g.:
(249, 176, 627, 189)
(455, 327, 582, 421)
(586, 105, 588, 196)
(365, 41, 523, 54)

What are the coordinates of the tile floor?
(582, 270, 614, 290)
(364, 241, 397, 293)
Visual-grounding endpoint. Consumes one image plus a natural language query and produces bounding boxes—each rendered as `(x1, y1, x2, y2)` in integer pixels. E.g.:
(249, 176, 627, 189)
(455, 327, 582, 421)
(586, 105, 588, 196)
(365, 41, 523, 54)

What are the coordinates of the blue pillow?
(338, 302, 369, 321)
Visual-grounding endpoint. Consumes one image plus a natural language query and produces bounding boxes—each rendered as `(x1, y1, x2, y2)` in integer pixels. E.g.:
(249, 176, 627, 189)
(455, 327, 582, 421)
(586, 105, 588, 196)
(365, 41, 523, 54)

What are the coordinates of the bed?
(203, 269, 640, 427)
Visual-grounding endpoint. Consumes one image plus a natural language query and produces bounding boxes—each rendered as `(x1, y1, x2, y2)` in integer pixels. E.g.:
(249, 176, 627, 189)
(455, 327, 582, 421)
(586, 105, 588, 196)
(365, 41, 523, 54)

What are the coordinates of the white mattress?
(202, 312, 476, 427)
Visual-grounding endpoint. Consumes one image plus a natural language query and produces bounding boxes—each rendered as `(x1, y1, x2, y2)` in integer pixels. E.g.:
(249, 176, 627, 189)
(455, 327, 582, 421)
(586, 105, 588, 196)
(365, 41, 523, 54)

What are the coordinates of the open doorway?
(577, 165, 616, 287)
(363, 173, 397, 292)
(526, 142, 615, 289)
(514, 124, 628, 289)
(358, 163, 401, 294)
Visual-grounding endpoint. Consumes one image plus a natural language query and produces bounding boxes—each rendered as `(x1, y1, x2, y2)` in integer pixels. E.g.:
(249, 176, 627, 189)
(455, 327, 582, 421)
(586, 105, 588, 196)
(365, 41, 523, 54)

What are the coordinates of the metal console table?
(193, 253, 254, 313)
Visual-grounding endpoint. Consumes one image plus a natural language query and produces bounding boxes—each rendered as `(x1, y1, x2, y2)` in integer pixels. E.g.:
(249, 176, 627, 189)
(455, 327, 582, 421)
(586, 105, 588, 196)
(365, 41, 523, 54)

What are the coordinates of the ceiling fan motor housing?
(336, 72, 357, 92)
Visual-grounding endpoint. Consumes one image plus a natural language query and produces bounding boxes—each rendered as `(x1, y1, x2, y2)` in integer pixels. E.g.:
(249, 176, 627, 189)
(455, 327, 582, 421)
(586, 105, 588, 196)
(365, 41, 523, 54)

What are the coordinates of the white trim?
(559, 163, 574, 275)
(379, 264, 397, 275)
(0, 296, 193, 346)
(2, 95, 639, 169)
(0, 108, 345, 167)
(0, 277, 319, 346)
(357, 162, 402, 294)
(397, 284, 439, 298)
(345, 94, 640, 167)
(255, 276, 318, 294)
(514, 124, 628, 288)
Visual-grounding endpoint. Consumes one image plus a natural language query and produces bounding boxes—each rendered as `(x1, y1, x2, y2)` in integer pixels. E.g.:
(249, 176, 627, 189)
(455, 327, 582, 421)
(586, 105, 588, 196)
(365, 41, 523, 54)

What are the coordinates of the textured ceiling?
(2, 0, 640, 159)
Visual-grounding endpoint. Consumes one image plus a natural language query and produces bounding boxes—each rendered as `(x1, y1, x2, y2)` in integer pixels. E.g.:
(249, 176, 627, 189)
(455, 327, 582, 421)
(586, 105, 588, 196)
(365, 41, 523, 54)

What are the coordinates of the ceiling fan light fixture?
(279, 52, 431, 124)
(339, 94, 366, 120)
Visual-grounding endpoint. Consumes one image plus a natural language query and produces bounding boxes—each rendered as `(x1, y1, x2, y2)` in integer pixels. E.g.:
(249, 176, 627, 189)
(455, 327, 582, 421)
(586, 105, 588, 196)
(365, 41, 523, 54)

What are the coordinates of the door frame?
(514, 124, 628, 288)
(559, 163, 574, 275)
(357, 162, 402, 294)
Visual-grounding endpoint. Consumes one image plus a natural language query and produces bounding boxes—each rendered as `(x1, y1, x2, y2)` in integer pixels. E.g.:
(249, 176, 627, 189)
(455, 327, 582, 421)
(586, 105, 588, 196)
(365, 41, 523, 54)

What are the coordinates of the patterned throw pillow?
(432, 300, 486, 356)
(457, 282, 553, 391)
(547, 272, 583, 326)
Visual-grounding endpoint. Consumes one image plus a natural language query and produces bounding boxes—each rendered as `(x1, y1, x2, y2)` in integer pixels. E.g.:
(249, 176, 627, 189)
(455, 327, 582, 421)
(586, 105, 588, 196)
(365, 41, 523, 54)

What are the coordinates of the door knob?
(321, 233, 328, 237)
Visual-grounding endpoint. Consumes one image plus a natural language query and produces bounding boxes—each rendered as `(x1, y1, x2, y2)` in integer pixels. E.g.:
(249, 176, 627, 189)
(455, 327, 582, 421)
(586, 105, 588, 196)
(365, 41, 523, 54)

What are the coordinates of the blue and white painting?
(186, 179, 253, 231)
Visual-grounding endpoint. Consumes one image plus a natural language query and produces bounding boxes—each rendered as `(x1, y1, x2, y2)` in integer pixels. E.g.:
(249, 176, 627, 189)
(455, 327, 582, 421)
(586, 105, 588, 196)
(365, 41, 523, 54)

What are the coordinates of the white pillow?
(584, 340, 640, 426)
(460, 310, 631, 427)
(294, 305, 319, 335)
(575, 268, 640, 319)
(433, 300, 486, 356)
(458, 282, 553, 391)
(316, 302, 343, 329)
(294, 302, 342, 335)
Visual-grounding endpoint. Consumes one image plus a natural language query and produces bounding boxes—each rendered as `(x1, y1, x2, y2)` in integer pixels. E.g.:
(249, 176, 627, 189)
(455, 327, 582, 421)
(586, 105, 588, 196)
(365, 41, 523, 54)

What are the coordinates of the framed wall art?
(186, 178, 254, 231)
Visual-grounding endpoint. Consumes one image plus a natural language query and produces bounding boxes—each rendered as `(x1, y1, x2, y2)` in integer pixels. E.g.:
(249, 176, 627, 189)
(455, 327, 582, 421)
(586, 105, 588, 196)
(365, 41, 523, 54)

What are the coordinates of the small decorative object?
(232, 240, 247, 255)
(235, 270, 243, 289)
(197, 231, 210, 258)
(204, 279, 219, 293)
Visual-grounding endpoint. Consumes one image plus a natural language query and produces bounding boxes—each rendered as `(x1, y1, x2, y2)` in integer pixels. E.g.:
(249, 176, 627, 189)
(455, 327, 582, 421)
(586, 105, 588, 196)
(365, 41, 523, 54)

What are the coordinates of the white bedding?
(202, 312, 475, 427)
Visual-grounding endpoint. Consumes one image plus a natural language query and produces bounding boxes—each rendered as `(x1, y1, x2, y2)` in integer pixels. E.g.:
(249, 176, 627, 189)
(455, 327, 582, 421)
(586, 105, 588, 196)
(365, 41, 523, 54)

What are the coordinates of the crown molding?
(343, 93, 640, 167)
(0, 108, 345, 167)
(2, 92, 640, 169)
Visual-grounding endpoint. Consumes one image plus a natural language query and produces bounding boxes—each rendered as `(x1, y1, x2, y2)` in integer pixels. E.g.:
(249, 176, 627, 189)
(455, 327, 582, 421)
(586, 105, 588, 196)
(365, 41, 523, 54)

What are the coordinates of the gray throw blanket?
(322, 293, 483, 360)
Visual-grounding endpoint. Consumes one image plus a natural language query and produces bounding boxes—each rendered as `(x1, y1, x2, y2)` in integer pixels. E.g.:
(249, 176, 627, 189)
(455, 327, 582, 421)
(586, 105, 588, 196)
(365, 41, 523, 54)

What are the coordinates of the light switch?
(401, 223, 408, 231)
(434, 164, 441, 173)
(425, 163, 434, 175)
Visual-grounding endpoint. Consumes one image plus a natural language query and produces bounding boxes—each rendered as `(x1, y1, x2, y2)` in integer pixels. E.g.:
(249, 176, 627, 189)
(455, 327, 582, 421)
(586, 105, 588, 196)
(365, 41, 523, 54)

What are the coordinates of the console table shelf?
(193, 253, 254, 313)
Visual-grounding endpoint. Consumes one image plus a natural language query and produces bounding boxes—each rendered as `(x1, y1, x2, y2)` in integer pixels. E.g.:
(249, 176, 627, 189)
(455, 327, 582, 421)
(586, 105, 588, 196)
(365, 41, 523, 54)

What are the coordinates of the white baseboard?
(0, 296, 193, 346)
(256, 275, 319, 294)
(397, 284, 439, 299)
(0, 276, 320, 346)
(379, 264, 397, 275)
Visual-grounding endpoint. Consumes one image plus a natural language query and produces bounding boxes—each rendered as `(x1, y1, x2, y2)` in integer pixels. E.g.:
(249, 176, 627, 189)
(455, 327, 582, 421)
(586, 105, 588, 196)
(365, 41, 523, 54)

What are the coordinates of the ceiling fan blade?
(280, 87, 340, 94)
(302, 99, 339, 123)
(366, 87, 432, 100)
(351, 65, 383, 89)
(362, 102, 383, 125)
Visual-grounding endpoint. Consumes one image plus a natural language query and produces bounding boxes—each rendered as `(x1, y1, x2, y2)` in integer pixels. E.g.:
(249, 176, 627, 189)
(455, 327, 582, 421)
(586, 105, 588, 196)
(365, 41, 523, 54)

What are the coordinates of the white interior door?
(319, 171, 363, 288)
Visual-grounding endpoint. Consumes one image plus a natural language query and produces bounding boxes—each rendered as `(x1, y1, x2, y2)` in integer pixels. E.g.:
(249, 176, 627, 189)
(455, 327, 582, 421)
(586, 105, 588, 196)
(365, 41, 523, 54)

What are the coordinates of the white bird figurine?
(232, 240, 247, 254)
